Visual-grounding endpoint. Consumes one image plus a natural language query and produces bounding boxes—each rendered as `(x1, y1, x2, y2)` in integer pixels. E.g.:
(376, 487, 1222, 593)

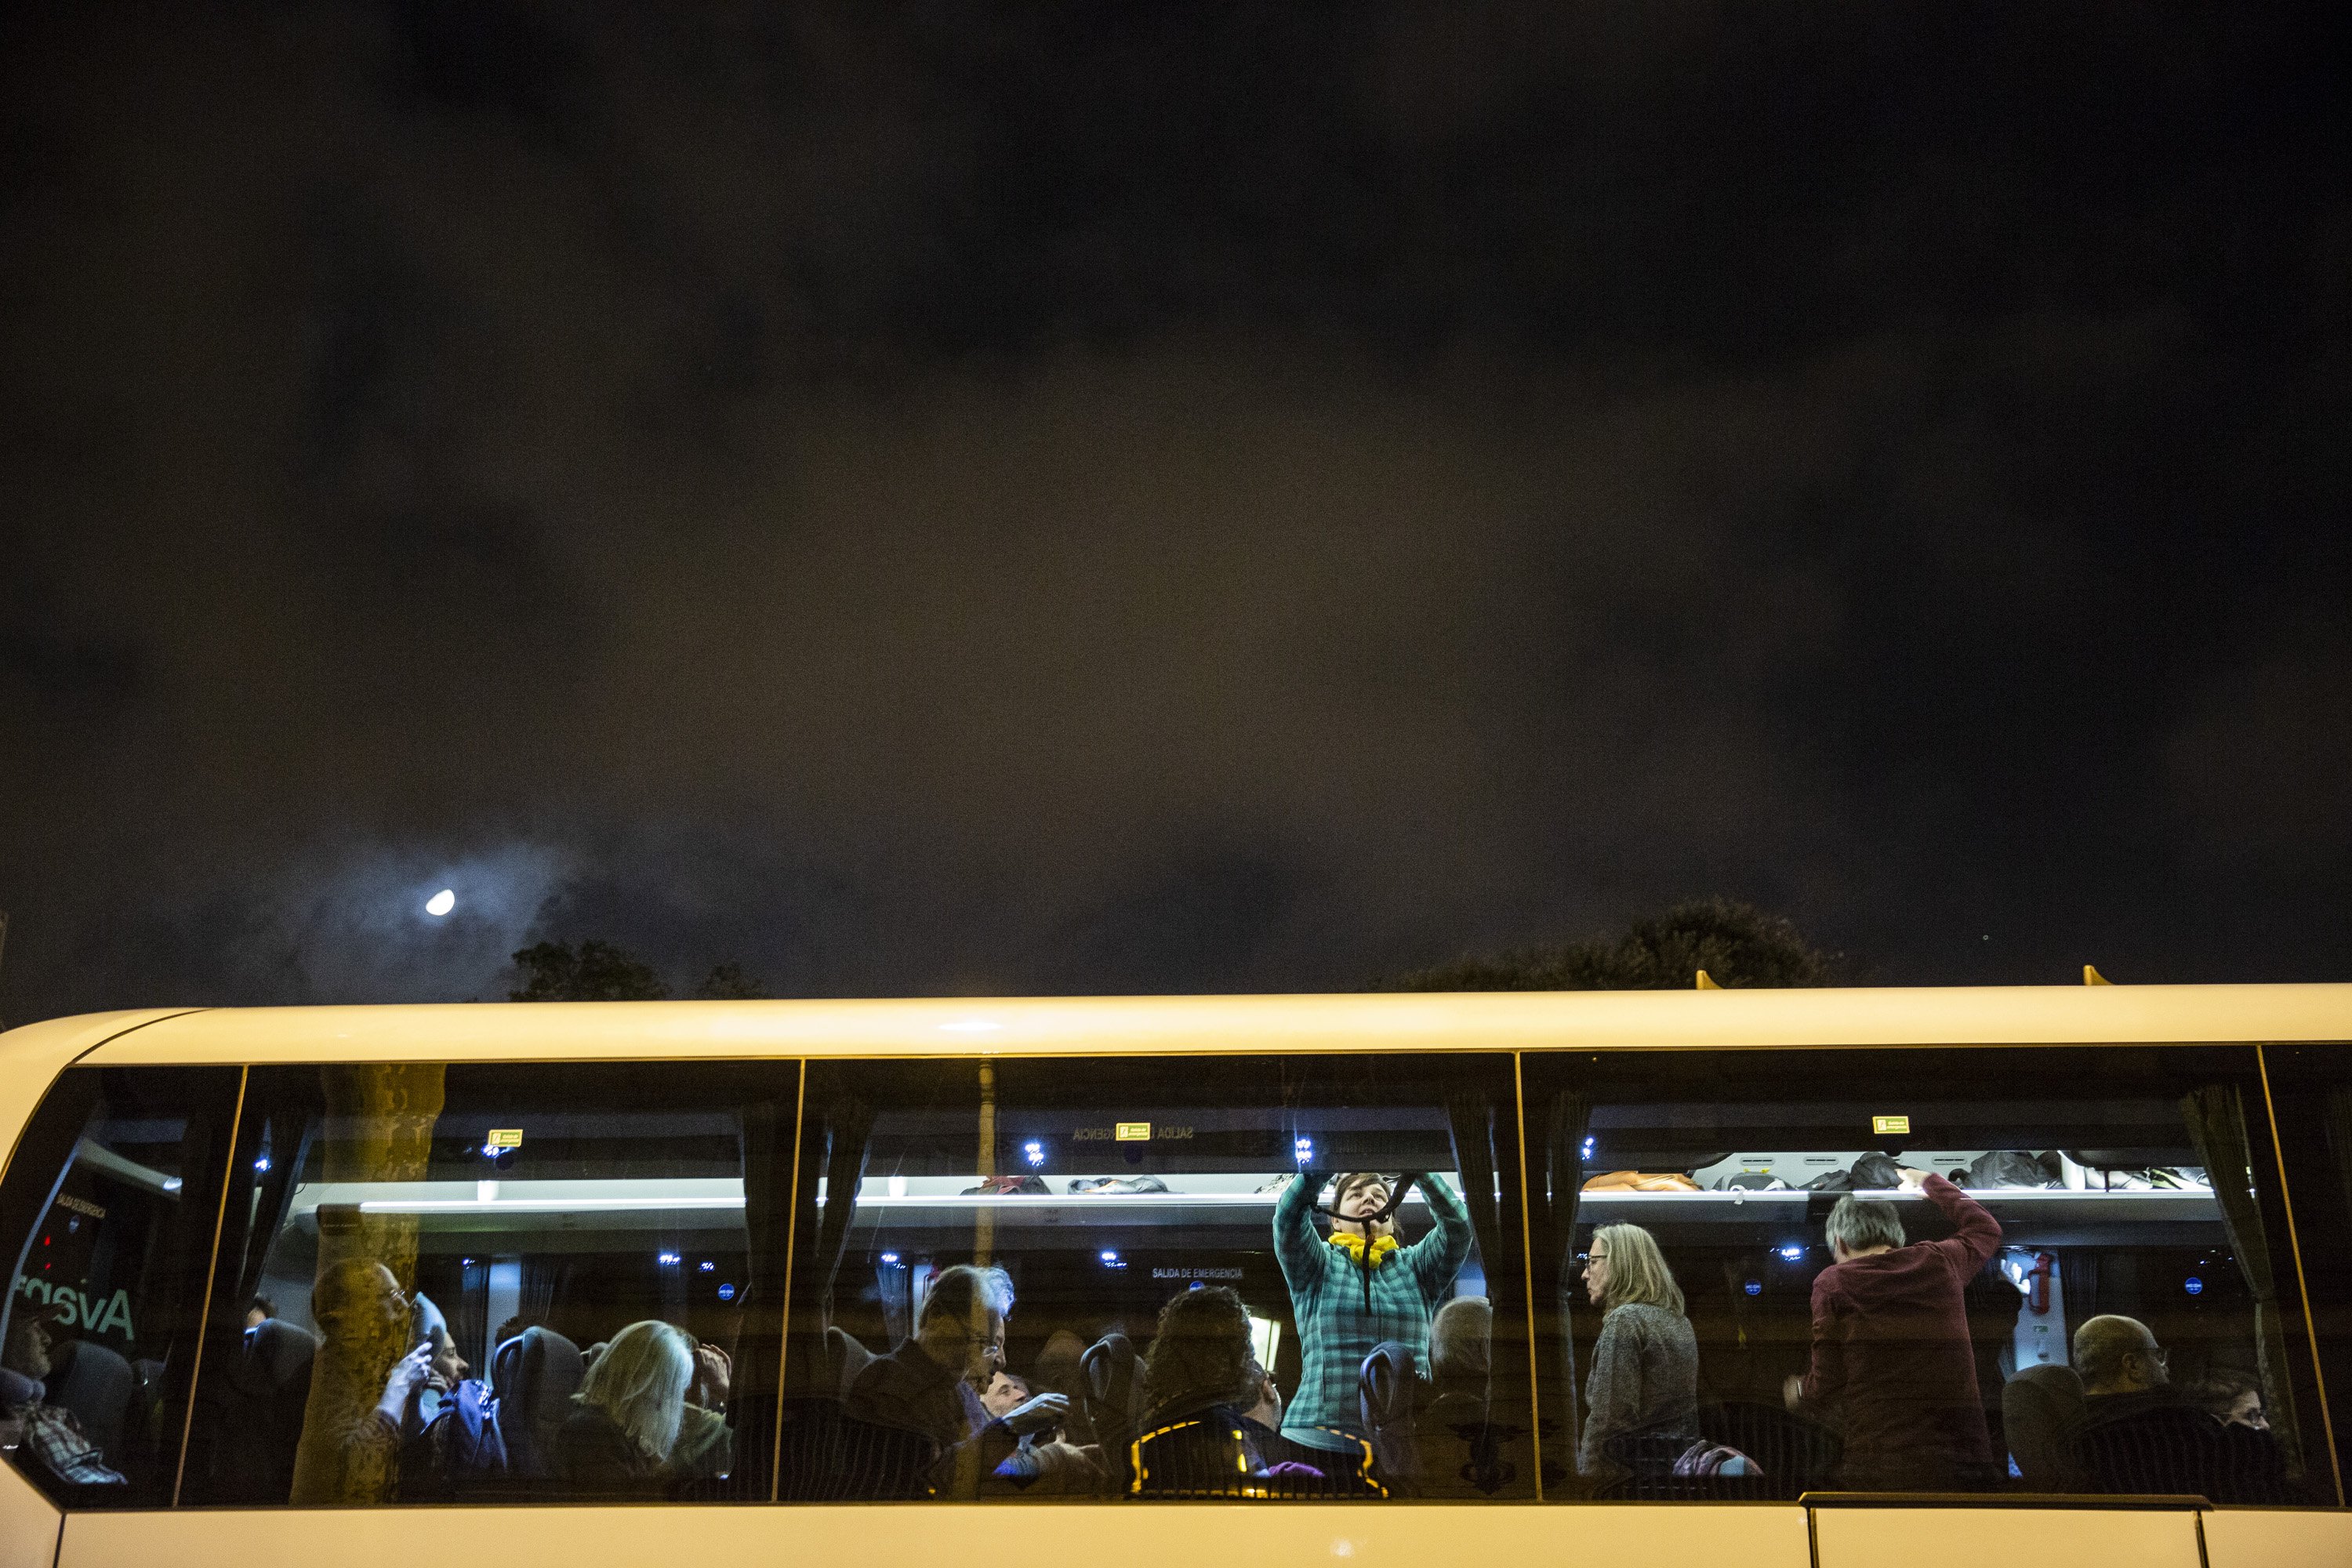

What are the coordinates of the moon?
(425, 888, 456, 917)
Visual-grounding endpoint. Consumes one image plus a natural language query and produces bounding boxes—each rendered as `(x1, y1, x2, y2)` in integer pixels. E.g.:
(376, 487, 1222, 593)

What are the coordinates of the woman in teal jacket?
(1273, 1169, 1474, 1452)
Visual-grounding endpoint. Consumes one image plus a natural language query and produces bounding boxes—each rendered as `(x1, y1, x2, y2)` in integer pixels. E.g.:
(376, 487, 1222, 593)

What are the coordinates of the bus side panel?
(1813, 1506, 2201, 1568)
(0, 1461, 59, 1568)
(2202, 1507, 2352, 1568)
(63, 1502, 1811, 1568)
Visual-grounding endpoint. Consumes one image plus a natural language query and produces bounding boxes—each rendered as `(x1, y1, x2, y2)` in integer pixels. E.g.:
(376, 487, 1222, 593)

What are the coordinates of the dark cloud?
(2, 4, 2348, 1019)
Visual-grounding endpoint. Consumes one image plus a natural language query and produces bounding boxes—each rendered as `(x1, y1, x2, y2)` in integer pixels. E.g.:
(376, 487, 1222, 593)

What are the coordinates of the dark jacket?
(844, 1338, 1020, 1496)
(2069, 1388, 2292, 1504)
(844, 1339, 989, 1448)
(554, 1398, 731, 1495)
(1799, 1174, 2002, 1488)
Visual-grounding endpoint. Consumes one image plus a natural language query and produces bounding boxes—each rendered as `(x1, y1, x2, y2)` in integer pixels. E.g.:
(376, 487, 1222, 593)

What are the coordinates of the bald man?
(2066, 1315, 2288, 1502)
(2074, 1315, 2168, 1399)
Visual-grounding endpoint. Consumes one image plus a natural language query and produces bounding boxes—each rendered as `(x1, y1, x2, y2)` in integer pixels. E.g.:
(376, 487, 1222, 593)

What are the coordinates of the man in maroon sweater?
(1783, 1168, 2003, 1490)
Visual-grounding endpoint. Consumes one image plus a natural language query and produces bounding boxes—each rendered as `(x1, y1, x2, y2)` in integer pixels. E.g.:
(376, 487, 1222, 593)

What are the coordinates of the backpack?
(1673, 1439, 1762, 1478)
(404, 1377, 508, 1493)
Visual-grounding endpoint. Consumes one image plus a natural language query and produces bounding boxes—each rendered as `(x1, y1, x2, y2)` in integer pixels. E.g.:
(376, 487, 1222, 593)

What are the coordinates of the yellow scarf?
(1327, 1232, 1399, 1269)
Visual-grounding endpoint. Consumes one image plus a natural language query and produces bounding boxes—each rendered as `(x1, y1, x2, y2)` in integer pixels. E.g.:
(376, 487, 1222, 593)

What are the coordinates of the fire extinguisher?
(2025, 1250, 2055, 1314)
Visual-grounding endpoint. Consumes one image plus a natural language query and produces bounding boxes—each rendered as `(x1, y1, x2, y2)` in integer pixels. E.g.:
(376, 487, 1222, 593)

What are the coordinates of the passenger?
(980, 1370, 1033, 1421)
(844, 1265, 1072, 1493)
(1134, 1286, 1323, 1494)
(1140, 1285, 1265, 1426)
(397, 1322, 505, 1494)
(1782, 1167, 2002, 1490)
(1276, 1168, 1473, 1453)
(1427, 1294, 1493, 1419)
(289, 1258, 437, 1504)
(2065, 1316, 2285, 1501)
(553, 1320, 731, 1493)
(2185, 1366, 2267, 1431)
(245, 1296, 277, 1333)
(1030, 1329, 1095, 1444)
(1, 1299, 126, 1486)
(851, 1266, 1042, 1444)
(2073, 1314, 2169, 1405)
(1407, 1294, 1515, 1497)
(423, 1323, 470, 1401)
(1240, 1364, 1285, 1436)
(1576, 1225, 1698, 1480)
(2001, 1361, 2087, 1490)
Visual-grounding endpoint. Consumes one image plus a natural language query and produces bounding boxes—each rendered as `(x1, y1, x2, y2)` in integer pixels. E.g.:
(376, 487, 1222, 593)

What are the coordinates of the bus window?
(779, 1053, 1536, 1501)
(180, 1062, 791, 1507)
(1, 1067, 243, 1508)
(2256, 1042, 2352, 1505)
(1522, 1046, 2331, 1505)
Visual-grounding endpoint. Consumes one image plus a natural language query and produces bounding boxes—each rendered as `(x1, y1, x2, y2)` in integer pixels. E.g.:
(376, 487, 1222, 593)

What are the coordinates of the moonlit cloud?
(1, 6, 2346, 1017)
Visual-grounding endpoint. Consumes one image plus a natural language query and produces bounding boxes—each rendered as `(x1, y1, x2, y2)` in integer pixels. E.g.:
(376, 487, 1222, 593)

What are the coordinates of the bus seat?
(775, 1396, 940, 1501)
(1359, 1341, 1418, 1488)
(202, 1319, 315, 1503)
(45, 1338, 136, 1462)
(1080, 1332, 1142, 1490)
(824, 1325, 874, 1399)
(492, 1327, 584, 1481)
(1080, 1334, 1139, 1438)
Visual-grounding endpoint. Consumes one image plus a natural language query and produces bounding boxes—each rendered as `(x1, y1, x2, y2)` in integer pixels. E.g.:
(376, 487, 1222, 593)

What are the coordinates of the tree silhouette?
(694, 960, 761, 999)
(1380, 897, 1835, 991)
(507, 939, 670, 1001)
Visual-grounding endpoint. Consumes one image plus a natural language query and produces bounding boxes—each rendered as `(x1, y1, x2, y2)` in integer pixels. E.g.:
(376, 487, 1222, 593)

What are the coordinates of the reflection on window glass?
(182, 1063, 786, 1507)
(1, 1068, 237, 1507)
(1530, 1049, 2318, 1504)
(2264, 1044, 2352, 1508)
(780, 1054, 1535, 1501)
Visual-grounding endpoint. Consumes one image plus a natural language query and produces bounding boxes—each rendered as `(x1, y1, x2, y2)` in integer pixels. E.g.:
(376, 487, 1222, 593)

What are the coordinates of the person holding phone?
(290, 1258, 437, 1504)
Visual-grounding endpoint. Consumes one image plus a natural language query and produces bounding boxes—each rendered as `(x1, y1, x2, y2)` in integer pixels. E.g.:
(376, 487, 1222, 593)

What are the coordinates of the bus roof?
(20, 983, 2350, 1067)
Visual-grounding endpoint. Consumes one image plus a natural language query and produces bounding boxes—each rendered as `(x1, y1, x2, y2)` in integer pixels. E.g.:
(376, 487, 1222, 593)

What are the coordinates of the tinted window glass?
(180, 1062, 790, 1506)
(1, 1066, 242, 1508)
(2253, 1041, 2352, 1506)
(1523, 1047, 2328, 1504)
(779, 1053, 1535, 1501)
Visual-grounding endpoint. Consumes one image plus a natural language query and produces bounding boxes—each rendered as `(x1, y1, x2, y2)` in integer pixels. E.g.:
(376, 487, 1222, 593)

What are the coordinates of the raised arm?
(1915, 1171, 2002, 1275)
(1274, 1168, 1329, 1298)
(1406, 1173, 1475, 1301)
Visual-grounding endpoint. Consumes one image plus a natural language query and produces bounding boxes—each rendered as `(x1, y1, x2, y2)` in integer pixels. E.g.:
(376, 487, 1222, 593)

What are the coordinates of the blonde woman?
(1577, 1224, 1699, 1479)
(555, 1320, 732, 1492)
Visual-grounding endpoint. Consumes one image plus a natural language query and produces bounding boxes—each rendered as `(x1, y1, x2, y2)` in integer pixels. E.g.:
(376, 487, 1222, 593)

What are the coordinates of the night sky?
(4, 5, 2347, 1021)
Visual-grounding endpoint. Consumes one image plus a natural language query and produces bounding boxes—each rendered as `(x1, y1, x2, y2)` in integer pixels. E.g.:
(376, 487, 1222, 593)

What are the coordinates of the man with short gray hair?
(1784, 1166, 2002, 1489)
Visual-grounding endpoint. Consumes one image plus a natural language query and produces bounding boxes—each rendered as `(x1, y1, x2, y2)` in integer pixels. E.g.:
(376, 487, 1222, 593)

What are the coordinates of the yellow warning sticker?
(1871, 1115, 1910, 1136)
(486, 1128, 524, 1149)
(1114, 1122, 1152, 1142)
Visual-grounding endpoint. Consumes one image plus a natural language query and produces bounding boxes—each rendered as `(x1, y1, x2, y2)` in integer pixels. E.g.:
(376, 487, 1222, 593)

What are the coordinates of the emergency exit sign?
(1871, 1115, 1910, 1135)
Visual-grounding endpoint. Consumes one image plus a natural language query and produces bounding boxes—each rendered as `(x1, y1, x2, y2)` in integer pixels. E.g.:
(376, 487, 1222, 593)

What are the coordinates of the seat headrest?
(1359, 1341, 1417, 1429)
(0, 1366, 42, 1408)
(505, 1326, 585, 1424)
(1081, 1332, 1136, 1401)
(50, 1338, 136, 1392)
(249, 1319, 320, 1386)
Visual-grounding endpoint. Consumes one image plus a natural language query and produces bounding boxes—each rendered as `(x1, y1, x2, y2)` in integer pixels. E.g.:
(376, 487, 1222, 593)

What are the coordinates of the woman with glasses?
(1575, 1224, 1698, 1483)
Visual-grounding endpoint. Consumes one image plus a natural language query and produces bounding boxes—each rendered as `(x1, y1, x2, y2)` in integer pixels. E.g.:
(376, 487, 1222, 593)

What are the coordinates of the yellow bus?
(4, 985, 2350, 1567)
